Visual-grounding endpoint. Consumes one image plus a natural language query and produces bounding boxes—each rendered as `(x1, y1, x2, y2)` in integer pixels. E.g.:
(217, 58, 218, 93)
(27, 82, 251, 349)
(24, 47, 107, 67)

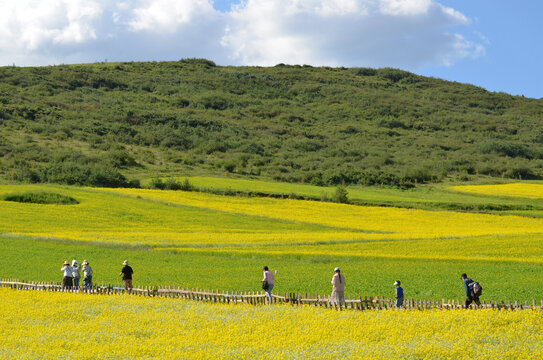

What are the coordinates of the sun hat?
(123, 260, 129, 265)
(394, 281, 400, 286)
(63, 260, 69, 265)
(334, 267, 340, 272)
(82, 260, 89, 265)
(72, 260, 78, 266)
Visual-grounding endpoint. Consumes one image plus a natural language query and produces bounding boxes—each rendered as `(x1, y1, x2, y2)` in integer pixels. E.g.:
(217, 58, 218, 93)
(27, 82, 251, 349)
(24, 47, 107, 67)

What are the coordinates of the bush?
(2, 192, 78, 205)
(405, 167, 436, 184)
(198, 95, 230, 110)
(355, 68, 377, 76)
(378, 68, 414, 82)
(149, 178, 165, 190)
(503, 167, 540, 180)
(479, 141, 533, 159)
(333, 186, 349, 204)
(149, 178, 194, 191)
(41, 162, 132, 187)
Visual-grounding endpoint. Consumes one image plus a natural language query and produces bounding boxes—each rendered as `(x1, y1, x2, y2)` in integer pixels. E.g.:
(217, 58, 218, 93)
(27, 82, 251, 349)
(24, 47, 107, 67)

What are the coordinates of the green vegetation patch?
(2, 192, 79, 205)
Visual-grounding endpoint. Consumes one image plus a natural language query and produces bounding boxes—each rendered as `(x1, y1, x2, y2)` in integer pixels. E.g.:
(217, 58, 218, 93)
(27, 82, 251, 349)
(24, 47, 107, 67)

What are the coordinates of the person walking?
(119, 260, 133, 293)
(394, 280, 404, 308)
(461, 273, 481, 308)
(61, 260, 74, 289)
(331, 267, 345, 306)
(82, 260, 93, 289)
(72, 260, 81, 288)
(261, 266, 275, 302)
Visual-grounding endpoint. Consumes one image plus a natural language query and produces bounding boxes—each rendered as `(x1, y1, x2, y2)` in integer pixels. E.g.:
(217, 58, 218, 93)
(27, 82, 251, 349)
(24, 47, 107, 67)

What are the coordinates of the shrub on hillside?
(2, 192, 78, 205)
(479, 141, 533, 159)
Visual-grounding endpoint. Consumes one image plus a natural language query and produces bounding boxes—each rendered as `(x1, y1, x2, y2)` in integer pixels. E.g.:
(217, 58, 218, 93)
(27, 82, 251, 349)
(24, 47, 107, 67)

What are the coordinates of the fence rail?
(1, 278, 542, 311)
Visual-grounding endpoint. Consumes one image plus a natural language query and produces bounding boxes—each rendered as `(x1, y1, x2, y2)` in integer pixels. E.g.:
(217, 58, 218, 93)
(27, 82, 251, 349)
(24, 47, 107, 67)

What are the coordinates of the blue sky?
(0, 0, 541, 98)
(420, 0, 543, 99)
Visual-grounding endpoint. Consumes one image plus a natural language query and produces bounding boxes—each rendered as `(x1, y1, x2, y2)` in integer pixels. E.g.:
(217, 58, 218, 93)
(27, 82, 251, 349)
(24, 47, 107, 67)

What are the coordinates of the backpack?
(471, 281, 482, 297)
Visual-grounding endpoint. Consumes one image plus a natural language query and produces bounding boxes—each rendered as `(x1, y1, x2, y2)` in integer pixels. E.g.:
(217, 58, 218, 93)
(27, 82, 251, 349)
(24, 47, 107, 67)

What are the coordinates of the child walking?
(394, 280, 404, 308)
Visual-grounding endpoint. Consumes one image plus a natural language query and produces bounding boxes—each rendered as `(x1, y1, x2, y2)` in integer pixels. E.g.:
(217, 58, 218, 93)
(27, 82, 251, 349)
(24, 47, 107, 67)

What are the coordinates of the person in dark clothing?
(461, 273, 480, 308)
(394, 280, 404, 308)
(119, 260, 134, 293)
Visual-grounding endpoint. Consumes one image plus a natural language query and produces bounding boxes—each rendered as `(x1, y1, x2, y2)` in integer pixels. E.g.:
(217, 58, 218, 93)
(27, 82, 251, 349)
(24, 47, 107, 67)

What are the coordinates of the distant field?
(1, 182, 542, 300)
(165, 176, 543, 212)
(2, 288, 542, 359)
(453, 183, 543, 199)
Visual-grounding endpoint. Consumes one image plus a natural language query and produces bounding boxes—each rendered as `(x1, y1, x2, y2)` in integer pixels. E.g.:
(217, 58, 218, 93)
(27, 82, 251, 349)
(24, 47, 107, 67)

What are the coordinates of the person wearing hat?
(82, 260, 93, 289)
(61, 260, 74, 289)
(119, 260, 133, 292)
(71, 260, 81, 288)
(394, 280, 404, 308)
(330, 267, 345, 306)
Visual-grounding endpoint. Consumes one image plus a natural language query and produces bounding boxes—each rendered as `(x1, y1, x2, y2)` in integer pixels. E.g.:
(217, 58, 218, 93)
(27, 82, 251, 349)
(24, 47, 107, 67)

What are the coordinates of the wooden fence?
(1, 278, 542, 311)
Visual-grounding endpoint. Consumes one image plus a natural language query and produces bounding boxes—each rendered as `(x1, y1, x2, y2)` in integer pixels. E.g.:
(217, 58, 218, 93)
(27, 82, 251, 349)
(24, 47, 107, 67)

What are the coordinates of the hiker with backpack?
(461, 273, 482, 308)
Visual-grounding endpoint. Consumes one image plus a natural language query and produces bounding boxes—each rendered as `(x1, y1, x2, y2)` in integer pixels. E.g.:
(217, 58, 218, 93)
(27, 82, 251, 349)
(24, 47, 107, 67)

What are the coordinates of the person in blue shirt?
(461, 273, 481, 308)
(394, 280, 404, 308)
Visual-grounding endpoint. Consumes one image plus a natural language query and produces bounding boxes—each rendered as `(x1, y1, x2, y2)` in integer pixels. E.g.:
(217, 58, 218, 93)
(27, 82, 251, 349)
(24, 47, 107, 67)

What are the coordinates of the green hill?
(1, 59, 542, 187)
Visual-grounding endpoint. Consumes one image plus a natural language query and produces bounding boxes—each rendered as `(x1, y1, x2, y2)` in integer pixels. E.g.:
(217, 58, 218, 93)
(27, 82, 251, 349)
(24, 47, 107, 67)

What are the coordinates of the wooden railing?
(1, 278, 541, 310)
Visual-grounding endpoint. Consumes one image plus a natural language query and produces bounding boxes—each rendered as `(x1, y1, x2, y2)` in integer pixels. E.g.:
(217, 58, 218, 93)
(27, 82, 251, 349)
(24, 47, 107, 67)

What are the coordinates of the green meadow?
(0, 180, 542, 301)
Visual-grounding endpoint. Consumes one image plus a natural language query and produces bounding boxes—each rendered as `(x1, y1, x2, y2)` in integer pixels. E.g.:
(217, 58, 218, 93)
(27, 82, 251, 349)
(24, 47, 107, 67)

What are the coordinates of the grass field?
(1, 288, 542, 359)
(1, 181, 543, 301)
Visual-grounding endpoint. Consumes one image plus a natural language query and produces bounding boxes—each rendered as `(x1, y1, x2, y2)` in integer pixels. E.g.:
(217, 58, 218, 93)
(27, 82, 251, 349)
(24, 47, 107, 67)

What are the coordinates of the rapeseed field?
(1, 288, 542, 359)
(452, 183, 543, 199)
(100, 187, 543, 240)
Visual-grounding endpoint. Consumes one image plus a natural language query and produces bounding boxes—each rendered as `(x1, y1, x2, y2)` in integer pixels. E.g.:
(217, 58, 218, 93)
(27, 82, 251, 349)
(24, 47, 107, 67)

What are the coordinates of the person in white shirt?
(331, 267, 345, 306)
(61, 260, 74, 288)
(82, 260, 93, 289)
(72, 260, 81, 288)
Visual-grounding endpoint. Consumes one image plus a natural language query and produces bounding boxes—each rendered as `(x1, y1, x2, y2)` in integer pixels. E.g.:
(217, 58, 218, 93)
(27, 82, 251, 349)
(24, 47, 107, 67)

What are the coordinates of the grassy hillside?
(1, 59, 543, 187)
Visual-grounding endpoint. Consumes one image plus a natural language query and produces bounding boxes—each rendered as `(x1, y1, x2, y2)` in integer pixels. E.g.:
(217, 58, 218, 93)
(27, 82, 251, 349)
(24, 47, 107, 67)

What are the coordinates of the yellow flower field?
(452, 183, 543, 199)
(100, 187, 543, 240)
(0, 288, 542, 360)
(0, 185, 365, 246)
(3, 184, 543, 248)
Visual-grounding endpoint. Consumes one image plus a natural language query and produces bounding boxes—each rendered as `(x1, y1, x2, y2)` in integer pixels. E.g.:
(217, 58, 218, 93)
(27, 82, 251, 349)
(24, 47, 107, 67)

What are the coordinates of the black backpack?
(471, 281, 482, 297)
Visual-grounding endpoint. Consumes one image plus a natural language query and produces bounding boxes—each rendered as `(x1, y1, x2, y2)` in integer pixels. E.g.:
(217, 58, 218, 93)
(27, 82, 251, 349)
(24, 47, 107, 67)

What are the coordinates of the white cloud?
(222, 0, 480, 68)
(127, 0, 217, 32)
(379, 0, 432, 16)
(0, 0, 483, 70)
(0, 0, 102, 50)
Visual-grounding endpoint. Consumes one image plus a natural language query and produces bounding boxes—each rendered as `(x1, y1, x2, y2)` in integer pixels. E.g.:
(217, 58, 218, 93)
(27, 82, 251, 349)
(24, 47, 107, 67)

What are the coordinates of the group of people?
(61, 260, 93, 288)
(61, 261, 481, 308)
(262, 266, 481, 309)
(61, 260, 134, 291)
